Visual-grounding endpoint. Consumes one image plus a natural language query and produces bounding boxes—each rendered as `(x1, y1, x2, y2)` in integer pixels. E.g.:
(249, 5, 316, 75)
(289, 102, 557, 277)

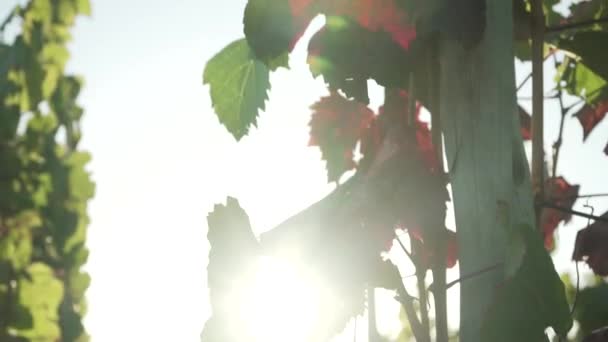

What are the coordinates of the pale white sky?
(1, 1, 607, 341)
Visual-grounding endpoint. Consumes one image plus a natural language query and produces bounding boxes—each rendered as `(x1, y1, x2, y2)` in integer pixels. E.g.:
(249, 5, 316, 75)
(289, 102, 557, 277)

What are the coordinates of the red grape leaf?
(322, 0, 416, 50)
(360, 115, 384, 171)
(360, 90, 450, 268)
(518, 105, 532, 140)
(574, 100, 608, 141)
(293, 0, 417, 50)
(409, 227, 458, 269)
(572, 211, 608, 276)
(309, 92, 375, 182)
(541, 177, 579, 250)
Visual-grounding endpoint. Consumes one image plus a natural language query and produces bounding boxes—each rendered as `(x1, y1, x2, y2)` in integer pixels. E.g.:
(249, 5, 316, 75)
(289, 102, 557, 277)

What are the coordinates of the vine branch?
(570, 193, 608, 199)
(394, 276, 426, 342)
(551, 54, 567, 179)
(542, 202, 608, 223)
(516, 52, 554, 92)
(0, 6, 20, 34)
(546, 16, 608, 34)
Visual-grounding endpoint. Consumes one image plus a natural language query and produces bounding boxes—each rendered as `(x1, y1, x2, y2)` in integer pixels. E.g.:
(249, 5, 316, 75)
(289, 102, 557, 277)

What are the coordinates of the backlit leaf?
(559, 31, 608, 82)
(244, 0, 309, 67)
(572, 211, 608, 276)
(557, 58, 607, 104)
(309, 91, 374, 182)
(204, 39, 270, 140)
(541, 176, 579, 250)
(574, 100, 608, 141)
(308, 18, 413, 92)
(244, 0, 418, 72)
(202, 197, 260, 342)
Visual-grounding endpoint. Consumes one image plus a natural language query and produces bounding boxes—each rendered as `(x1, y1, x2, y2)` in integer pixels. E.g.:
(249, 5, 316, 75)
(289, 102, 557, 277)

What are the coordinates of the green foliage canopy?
(0, 1, 93, 341)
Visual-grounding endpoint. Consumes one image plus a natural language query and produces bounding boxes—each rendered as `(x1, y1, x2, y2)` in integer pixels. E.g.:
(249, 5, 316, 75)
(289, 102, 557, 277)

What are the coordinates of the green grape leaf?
(76, 0, 92, 16)
(0, 230, 32, 272)
(59, 304, 87, 342)
(1, 2, 92, 341)
(482, 224, 572, 341)
(557, 57, 607, 103)
(13, 263, 64, 341)
(56, 0, 92, 25)
(556, 58, 608, 139)
(243, 0, 302, 68)
(573, 283, 608, 338)
(67, 151, 95, 202)
(67, 270, 90, 302)
(558, 31, 608, 82)
(0, 211, 40, 271)
(51, 76, 84, 147)
(203, 39, 270, 140)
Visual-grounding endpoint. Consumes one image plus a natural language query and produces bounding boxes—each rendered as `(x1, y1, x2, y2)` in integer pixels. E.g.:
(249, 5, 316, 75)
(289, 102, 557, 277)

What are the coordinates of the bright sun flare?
(239, 256, 323, 342)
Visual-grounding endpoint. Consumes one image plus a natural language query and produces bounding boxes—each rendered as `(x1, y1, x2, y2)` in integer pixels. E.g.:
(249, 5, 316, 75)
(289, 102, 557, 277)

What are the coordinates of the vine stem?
(393, 269, 426, 342)
(516, 52, 554, 92)
(551, 54, 567, 179)
(530, 0, 545, 221)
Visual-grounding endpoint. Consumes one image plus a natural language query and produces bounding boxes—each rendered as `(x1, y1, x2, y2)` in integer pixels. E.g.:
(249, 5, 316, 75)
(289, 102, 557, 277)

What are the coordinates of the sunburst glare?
(239, 256, 323, 342)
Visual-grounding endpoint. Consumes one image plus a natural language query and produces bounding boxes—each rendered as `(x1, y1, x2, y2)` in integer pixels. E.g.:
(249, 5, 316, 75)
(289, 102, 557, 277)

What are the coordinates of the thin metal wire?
(559, 202, 593, 341)
(571, 202, 593, 316)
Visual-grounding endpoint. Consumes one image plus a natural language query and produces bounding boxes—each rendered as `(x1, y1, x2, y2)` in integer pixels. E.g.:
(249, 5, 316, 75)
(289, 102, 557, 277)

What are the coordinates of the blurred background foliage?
(1, 1, 93, 341)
